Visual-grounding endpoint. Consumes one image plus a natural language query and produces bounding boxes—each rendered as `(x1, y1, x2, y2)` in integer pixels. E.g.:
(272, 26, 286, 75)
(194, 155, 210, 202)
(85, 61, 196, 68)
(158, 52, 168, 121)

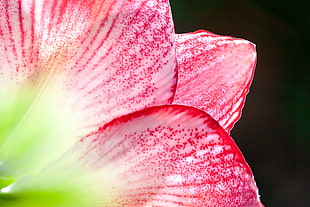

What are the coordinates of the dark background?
(170, 0, 309, 206)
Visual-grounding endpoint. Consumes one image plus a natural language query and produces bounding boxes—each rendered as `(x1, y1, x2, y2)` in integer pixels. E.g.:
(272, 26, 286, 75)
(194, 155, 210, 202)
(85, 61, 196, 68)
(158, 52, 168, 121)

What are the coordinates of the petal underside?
(173, 30, 257, 132)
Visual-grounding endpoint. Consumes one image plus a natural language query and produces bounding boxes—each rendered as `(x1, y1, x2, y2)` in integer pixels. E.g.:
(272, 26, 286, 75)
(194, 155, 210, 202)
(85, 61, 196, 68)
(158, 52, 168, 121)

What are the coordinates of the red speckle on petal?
(70, 105, 263, 206)
(174, 30, 256, 133)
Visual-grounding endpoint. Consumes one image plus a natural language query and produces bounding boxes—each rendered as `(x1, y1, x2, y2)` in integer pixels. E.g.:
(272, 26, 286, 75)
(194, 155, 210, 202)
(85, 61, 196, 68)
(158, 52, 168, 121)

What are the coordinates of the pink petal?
(173, 30, 257, 132)
(61, 105, 263, 206)
(0, 0, 177, 133)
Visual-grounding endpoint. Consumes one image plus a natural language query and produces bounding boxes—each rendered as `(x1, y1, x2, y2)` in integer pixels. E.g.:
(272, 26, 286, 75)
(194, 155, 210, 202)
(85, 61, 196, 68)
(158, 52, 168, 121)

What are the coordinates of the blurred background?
(170, 0, 309, 206)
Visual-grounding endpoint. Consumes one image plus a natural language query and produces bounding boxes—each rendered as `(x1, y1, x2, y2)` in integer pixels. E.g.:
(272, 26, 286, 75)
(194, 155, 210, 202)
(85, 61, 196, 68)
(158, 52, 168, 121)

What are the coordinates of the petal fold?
(173, 30, 257, 132)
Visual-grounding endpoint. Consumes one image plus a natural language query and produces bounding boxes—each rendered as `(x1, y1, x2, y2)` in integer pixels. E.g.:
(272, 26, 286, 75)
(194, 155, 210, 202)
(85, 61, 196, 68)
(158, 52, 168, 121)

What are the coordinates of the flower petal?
(173, 30, 257, 132)
(0, 0, 177, 133)
(47, 105, 262, 206)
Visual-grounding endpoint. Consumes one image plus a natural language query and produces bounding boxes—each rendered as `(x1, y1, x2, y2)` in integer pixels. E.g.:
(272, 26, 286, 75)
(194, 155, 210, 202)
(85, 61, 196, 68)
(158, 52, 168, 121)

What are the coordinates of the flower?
(0, 0, 263, 206)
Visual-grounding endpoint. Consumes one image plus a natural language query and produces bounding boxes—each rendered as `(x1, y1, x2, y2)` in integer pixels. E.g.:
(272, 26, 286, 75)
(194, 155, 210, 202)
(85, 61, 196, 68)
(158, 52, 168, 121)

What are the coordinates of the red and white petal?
(0, 0, 90, 84)
(57, 105, 263, 206)
(0, 0, 177, 134)
(64, 0, 177, 131)
(173, 30, 257, 132)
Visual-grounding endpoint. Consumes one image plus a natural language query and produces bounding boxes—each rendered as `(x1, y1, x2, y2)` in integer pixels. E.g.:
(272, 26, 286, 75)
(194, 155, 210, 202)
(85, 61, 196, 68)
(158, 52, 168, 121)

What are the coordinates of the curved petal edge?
(56, 105, 264, 206)
(173, 30, 257, 132)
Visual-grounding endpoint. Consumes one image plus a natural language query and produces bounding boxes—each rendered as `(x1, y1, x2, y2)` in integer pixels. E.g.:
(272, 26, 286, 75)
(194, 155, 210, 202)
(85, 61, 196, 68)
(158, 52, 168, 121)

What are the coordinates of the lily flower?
(0, 0, 263, 206)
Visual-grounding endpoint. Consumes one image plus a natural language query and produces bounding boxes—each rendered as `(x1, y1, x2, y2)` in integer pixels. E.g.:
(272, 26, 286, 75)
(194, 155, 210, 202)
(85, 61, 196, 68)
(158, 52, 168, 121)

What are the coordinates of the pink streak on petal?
(64, 0, 177, 130)
(173, 30, 257, 133)
(0, 0, 37, 84)
(0, 0, 177, 134)
(72, 105, 263, 206)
